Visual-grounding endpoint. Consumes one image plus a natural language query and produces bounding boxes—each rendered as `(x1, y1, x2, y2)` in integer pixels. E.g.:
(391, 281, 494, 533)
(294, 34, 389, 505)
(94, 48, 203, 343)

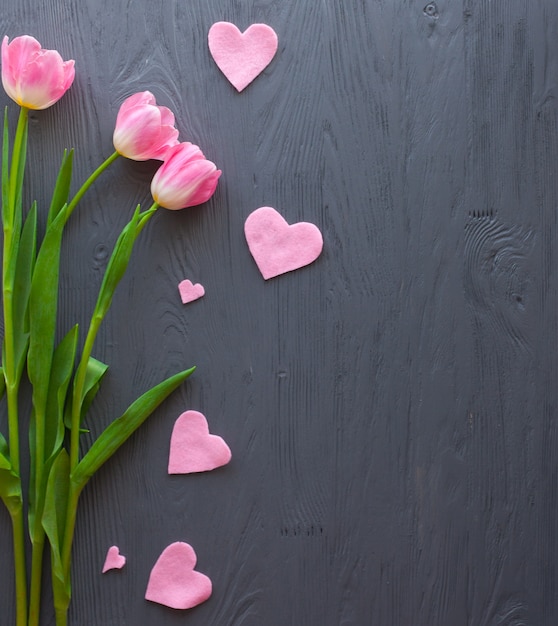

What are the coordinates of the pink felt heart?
(168, 410, 232, 474)
(244, 206, 323, 279)
(178, 279, 205, 304)
(145, 542, 212, 610)
(102, 545, 126, 573)
(208, 22, 278, 92)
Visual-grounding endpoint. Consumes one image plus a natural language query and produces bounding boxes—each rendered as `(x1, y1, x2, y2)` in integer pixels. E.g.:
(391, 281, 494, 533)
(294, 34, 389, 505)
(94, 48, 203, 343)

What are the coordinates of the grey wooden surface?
(1, 0, 557, 624)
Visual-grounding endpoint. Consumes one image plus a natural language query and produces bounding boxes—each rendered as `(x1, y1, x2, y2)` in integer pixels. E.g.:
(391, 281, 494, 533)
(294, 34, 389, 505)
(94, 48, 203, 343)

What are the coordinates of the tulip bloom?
(1, 35, 75, 110)
(151, 142, 221, 210)
(113, 91, 180, 161)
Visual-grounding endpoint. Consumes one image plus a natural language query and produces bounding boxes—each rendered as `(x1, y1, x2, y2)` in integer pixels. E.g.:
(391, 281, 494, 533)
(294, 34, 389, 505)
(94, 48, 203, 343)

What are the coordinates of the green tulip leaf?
(92, 205, 142, 322)
(47, 149, 74, 227)
(80, 357, 109, 424)
(64, 356, 108, 430)
(0, 367, 5, 401)
(0, 449, 22, 516)
(12, 202, 37, 381)
(28, 203, 70, 418)
(0, 430, 8, 459)
(27, 205, 71, 546)
(0, 449, 9, 470)
(13, 202, 37, 324)
(42, 449, 71, 608)
(45, 325, 79, 457)
(72, 366, 195, 489)
(29, 325, 78, 539)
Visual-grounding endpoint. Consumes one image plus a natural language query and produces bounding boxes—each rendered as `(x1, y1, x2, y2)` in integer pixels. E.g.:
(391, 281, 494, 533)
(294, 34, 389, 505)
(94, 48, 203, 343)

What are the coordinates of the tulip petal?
(18, 51, 64, 109)
(158, 105, 176, 127)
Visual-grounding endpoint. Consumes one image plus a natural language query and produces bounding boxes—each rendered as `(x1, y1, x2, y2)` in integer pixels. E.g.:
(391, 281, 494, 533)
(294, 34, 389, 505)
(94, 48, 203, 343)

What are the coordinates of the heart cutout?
(208, 22, 278, 92)
(178, 279, 205, 304)
(168, 410, 231, 474)
(145, 542, 212, 610)
(102, 545, 126, 573)
(244, 206, 323, 279)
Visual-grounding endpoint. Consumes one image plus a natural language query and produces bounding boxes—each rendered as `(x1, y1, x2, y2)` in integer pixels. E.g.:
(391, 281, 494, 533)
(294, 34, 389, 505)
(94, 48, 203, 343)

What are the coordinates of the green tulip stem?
(28, 540, 44, 626)
(1, 106, 29, 626)
(65, 150, 120, 222)
(3, 106, 28, 472)
(58, 202, 158, 624)
(55, 608, 68, 626)
(11, 505, 28, 626)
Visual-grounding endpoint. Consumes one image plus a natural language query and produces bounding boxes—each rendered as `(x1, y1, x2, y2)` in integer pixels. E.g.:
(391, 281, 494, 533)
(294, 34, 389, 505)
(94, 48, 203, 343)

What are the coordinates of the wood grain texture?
(1, 0, 558, 624)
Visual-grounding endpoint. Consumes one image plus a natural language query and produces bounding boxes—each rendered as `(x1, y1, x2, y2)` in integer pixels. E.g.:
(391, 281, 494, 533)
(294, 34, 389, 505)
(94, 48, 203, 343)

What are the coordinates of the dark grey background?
(1, 0, 557, 624)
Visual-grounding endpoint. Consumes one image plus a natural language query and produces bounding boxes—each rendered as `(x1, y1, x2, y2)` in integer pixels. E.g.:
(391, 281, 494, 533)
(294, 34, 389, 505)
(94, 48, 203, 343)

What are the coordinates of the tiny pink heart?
(168, 410, 232, 474)
(244, 206, 323, 279)
(102, 545, 126, 573)
(145, 542, 212, 610)
(178, 279, 205, 304)
(208, 22, 278, 92)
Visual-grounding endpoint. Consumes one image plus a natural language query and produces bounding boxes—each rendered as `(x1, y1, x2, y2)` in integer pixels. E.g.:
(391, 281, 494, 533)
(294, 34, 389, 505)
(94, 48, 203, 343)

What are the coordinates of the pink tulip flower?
(1, 35, 75, 110)
(151, 142, 221, 210)
(113, 91, 180, 161)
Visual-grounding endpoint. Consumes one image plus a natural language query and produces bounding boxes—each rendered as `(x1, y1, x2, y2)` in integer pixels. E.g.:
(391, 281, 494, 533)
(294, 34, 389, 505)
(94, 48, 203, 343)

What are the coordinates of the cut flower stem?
(2, 106, 29, 626)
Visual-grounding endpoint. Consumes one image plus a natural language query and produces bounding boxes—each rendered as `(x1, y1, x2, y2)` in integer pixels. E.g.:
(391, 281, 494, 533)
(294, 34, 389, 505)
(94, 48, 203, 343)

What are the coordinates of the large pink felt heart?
(244, 206, 323, 279)
(208, 22, 278, 92)
(145, 542, 212, 610)
(168, 410, 232, 474)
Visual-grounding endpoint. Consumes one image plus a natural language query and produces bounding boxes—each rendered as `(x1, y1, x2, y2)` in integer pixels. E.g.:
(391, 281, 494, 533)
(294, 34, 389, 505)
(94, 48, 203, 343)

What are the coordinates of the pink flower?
(113, 91, 180, 161)
(151, 142, 221, 210)
(1, 35, 75, 110)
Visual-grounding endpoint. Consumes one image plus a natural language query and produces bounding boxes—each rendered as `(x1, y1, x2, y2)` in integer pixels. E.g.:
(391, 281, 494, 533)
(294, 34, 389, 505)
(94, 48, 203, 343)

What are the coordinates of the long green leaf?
(12, 202, 37, 381)
(27, 204, 70, 415)
(28, 326, 78, 542)
(64, 356, 108, 430)
(42, 449, 71, 608)
(72, 367, 195, 489)
(0, 449, 22, 516)
(47, 149, 74, 227)
(27, 205, 70, 550)
(70, 207, 155, 426)
(92, 205, 142, 322)
(28, 440, 60, 545)
(13, 202, 37, 325)
(45, 325, 79, 460)
(0, 367, 5, 400)
(0, 430, 8, 458)
(80, 357, 109, 425)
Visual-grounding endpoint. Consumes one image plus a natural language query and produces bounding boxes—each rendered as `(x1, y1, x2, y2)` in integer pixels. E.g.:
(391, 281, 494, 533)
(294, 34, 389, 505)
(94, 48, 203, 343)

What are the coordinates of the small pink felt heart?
(145, 542, 212, 610)
(178, 279, 205, 304)
(244, 207, 323, 279)
(168, 410, 232, 474)
(102, 546, 126, 573)
(208, 22, 278, 92)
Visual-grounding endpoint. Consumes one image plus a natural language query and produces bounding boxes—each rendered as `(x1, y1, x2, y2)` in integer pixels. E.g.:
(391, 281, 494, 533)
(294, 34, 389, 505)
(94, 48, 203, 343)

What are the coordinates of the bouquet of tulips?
(0, 35, 221, 625)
